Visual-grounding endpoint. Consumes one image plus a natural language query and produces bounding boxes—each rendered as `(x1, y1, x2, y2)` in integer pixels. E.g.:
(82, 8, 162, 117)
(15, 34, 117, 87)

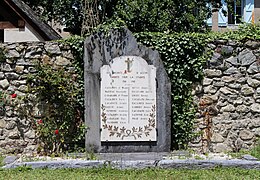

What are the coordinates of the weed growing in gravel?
(0, 155, 4, 167)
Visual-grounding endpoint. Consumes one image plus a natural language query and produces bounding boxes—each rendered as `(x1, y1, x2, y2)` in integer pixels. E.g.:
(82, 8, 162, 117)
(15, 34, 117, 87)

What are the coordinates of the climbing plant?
(135, 32, 212, 148)
(22, 36, 86, 155)
(27, 63, 85, 155)
(59, 36, 85, 108)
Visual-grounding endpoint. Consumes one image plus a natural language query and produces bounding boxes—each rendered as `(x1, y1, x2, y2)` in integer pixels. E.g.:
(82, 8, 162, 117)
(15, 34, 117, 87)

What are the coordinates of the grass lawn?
(0, 167, 259, 180)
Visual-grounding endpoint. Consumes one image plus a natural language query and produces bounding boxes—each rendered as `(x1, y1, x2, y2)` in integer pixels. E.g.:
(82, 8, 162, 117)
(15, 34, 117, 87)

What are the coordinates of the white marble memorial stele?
(100, 56, 157, 141)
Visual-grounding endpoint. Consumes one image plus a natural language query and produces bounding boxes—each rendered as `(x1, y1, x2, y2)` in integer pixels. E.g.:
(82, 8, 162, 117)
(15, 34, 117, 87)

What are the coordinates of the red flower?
(54, 129, 59, 135)
(11, 94, 17, 98)
(37, 119, 43, 124)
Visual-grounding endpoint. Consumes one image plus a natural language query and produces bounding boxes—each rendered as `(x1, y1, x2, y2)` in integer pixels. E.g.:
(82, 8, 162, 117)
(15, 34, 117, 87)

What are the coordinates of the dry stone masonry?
(1, 34, 260, 155)
(192, 40, 260, 153)
(0, 42, 74, 154)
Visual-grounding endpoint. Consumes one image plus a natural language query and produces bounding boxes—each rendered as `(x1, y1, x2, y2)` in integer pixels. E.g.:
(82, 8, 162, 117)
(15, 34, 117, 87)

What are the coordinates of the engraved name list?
(100, 56, 157, 141)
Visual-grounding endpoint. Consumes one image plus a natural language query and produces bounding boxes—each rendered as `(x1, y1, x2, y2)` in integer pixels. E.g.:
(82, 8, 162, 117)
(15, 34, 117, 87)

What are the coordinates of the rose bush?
(26, 63, 85, 155)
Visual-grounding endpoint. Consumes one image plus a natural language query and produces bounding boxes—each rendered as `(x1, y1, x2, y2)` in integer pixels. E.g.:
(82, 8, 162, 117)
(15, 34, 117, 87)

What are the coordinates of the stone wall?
(191, 40, 260, 153)
(0, 42, 74, 154)
(2, 38, 260, 155)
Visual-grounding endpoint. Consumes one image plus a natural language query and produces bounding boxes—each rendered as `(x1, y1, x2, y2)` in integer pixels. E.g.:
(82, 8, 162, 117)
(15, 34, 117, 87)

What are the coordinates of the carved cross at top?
(125, 58, 133, 73)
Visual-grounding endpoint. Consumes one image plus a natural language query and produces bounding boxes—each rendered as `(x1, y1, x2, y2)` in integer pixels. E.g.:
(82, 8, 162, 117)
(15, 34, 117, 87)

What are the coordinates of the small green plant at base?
(86, 151, 97, 160)
(14, 165, 33, 172)
(249, 141, 260, 160)
(227, 146, 260, 160)
(0, 154, 4, 167)
(194, 155, 204, 160)
(227, 149, 249, 159)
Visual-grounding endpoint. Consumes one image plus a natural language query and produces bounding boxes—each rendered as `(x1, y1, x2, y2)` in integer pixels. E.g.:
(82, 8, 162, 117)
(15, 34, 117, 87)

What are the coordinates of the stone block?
(223, 67, 240, 75)
(239, 130, 254, 141)
(211, 133, 224, 143)
(253, 73, 260, 80)
(5, 121, 16, 130)
(242, 154, 258, 161)
(44, 43, 61, 54)
(248, 62, 260, 74)
(221, 76, 235, 83)
(202, 78, 213, 86)
(84, 28, 171, 152)
(8, 131, 20, 139)
(3, 156, 18, 165)
(241, 85, 254, 96)
(221, 45, 233, 55)
(239, 49, 256, 66)
(212, 143, 231, 153)
(220, 105, 235, 112)
(204, 85, 218, 94)
(15, 66, 24, 74)
(55, 56, 71, 66)
(5, 72, 19, 80)
(0, 79, 9, 89)
(6, 50, 20, 58)
(251, 103, 260, 113)
(244, 97, 255, 106)
(247, 78, 260, 88)
(236, 105, 250, 113)
(204, 69, 222, 77)
(0, 120, 6, 128)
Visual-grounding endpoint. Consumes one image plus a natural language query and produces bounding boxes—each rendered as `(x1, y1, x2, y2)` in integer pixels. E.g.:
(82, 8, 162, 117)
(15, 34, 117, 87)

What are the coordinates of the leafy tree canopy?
(23, 0, 223, 34)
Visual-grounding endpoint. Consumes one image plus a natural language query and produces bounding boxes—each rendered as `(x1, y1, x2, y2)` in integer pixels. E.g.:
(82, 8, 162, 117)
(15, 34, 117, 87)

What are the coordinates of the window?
(207, 0, 254, 28)
(227, 0, 242, 24)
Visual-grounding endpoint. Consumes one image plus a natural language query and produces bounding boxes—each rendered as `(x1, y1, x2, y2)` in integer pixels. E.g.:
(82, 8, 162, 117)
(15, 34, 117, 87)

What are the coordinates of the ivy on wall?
(135, 32, 211, 148)
(59, 36, 85, 108)
(135, 24, 260, 149)
(0, 47, 6, 62)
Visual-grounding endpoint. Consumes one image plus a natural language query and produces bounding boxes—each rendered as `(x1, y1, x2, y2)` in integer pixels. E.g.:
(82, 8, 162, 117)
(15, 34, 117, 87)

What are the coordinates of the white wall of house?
(4, 23, 44, 42)
(207, 0, 256, 31)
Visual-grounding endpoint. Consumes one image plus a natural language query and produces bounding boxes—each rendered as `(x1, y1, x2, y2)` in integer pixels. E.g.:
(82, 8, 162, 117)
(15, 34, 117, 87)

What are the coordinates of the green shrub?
(26, 63, 85, 155)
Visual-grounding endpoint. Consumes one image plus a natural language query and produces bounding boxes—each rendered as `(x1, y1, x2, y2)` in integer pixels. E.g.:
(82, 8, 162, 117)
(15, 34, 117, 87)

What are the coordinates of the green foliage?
(23, 0, 83, 34)
(249, 141, 260, 160)
(59, 36, 85, 107)
(0, 155, 4, 167)
(0, 47, 6, 62)
(200, 23, 260, 42)
(135, 32, 211, 148)
(111, 0, 216, 33)
(27, 63, 85, 155)
(23, 0, 222, 35)
(228, 139, 260, 160)
(0, 91, 19, 117)
(0, 91, 7, 116)
(219, 23, 260, 40)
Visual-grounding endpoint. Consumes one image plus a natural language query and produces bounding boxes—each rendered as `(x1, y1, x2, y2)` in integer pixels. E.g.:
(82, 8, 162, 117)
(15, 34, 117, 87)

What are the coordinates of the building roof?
(3, 0, 61, 41)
